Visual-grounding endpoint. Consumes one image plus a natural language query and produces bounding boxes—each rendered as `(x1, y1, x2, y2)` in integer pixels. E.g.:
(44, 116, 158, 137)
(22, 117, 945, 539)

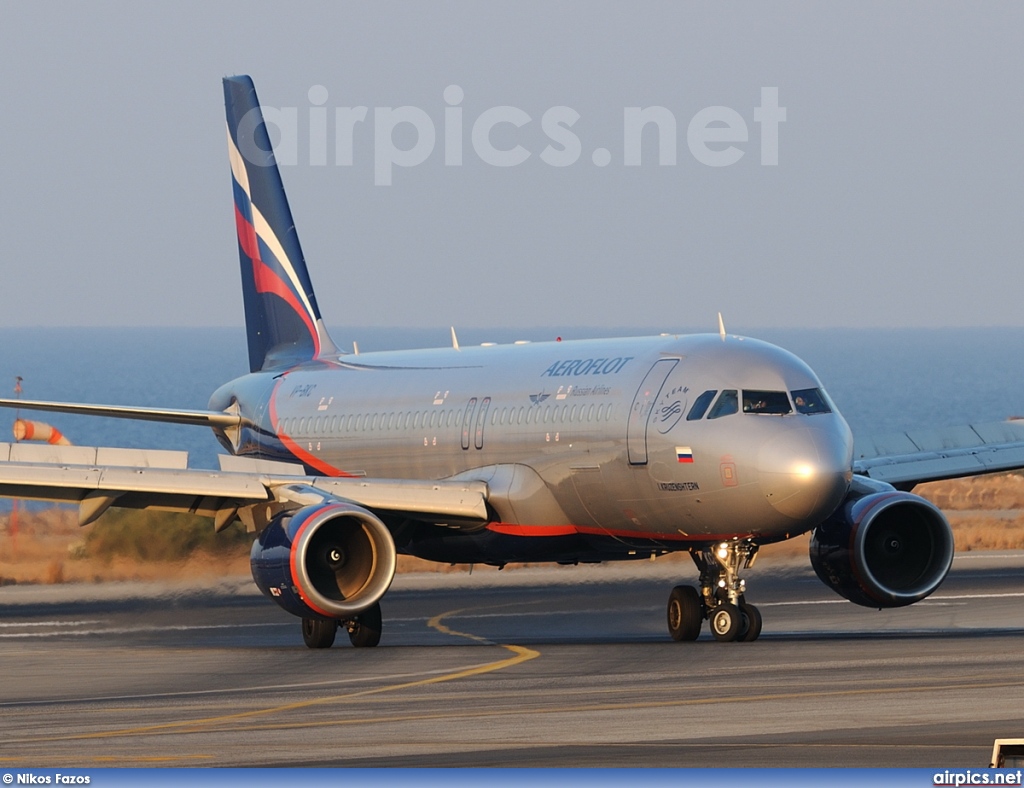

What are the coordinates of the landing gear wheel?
(667, 585, 703, 641)
(302, 617, 337, 649)
(738, 602, 762, 642)
(347, 601, 382, 648)
(710, 603, 742, 642)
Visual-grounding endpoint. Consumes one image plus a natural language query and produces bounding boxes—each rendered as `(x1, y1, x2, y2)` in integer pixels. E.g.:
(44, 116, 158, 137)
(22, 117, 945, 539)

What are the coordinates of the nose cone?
(758, 424, 852, 522)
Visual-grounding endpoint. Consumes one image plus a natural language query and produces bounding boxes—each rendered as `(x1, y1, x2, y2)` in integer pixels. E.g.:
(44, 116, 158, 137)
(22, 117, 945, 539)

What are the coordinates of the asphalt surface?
(1, 552, 1023, 768)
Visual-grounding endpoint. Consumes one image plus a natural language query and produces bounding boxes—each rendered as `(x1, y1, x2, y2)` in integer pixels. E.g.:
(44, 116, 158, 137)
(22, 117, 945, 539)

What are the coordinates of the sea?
(0, 326, 1022, 472)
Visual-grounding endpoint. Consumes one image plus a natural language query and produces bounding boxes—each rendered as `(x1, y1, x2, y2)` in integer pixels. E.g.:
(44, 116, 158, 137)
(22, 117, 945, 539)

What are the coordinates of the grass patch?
(83, 508, 251, 563)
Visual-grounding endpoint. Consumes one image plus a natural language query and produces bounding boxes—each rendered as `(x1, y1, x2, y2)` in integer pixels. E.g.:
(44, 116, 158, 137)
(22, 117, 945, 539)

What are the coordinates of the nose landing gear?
(666, 540, 763, 643)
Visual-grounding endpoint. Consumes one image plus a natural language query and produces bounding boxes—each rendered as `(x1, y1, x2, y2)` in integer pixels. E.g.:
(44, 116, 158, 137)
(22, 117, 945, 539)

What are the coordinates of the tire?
(667, 585, 703, 641)
(302, 617, 337, 649)
(710, 603, 742, 642)
(348, 601, 382, 648)
(738, 603, 762, 642)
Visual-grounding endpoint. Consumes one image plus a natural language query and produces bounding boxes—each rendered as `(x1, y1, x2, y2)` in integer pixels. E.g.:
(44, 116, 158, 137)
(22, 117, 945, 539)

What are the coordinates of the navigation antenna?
(451, 326, 460, 351)
(718, 312, 727, 340)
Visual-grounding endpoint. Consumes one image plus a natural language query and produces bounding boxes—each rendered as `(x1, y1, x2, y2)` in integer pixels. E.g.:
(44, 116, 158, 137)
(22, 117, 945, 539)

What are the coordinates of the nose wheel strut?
(666, 540, 763, 643)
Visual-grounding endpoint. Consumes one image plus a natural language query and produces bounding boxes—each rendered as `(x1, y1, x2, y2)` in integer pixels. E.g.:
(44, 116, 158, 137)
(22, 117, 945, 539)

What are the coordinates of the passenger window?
(742, 390, 792, 415)
(791, 388, 832, 415)
(708, 390, 738, 419)
(687, 390, 717, 421)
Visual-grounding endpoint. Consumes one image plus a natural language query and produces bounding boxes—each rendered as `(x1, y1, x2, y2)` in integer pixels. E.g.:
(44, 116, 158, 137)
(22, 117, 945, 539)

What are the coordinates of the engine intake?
(810, 488, 954, 608)
(251, 501, 397, 619)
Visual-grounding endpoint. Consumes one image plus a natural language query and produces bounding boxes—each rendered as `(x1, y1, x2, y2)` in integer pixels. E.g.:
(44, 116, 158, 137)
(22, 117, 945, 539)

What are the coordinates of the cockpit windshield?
(707, 390, 738, 419)
(687, 390, 717, 421)
(791, 387, 832, 415)
(742, 390, 792, 415)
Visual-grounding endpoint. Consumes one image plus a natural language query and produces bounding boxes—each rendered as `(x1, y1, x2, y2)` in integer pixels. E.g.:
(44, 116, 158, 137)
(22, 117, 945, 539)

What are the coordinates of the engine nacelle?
(809, 487, 954, 608)
(250, 501, 397, 620)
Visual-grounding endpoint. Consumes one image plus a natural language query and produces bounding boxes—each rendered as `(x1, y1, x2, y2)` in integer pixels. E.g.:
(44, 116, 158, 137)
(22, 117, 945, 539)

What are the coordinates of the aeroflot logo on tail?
(236, 85, 786, 185)
(543, 357, 633, 377)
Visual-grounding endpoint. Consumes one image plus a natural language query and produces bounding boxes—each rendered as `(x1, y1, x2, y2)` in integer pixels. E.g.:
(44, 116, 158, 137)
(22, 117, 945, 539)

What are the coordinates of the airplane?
(2, 74, 1024, 649)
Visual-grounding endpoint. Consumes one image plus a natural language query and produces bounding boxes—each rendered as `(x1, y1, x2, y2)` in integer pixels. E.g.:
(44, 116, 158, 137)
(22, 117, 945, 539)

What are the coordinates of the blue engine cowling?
(250, 501, 397, 620)
(809, 483, 954, 608)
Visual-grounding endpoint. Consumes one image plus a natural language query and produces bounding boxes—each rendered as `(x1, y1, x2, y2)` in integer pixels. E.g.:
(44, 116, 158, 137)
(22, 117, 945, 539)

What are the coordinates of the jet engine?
(250, 501, 397, 620)
(809, 485, 954, 608)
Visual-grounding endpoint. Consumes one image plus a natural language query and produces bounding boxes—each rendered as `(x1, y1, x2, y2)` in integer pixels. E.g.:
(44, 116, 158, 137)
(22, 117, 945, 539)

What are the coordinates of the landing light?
(716, 544, 729, 559)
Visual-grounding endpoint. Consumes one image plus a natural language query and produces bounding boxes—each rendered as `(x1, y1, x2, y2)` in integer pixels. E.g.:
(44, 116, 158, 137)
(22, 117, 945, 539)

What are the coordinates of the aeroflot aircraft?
(2, 75, 1024, 649)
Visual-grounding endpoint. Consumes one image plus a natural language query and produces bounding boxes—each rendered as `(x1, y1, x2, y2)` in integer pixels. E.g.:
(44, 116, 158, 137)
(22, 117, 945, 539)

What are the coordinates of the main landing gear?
(301, 601, 383, 649)
(666, 540, 762, 643)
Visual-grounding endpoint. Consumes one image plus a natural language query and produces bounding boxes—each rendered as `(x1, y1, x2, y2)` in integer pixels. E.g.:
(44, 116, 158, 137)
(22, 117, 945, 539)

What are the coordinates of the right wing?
(0, 397, 244, 428)
(0, 442, 489, 532)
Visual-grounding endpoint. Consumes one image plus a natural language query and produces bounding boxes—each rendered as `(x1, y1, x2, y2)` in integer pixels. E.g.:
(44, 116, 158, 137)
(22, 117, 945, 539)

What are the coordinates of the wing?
(853, 420, 1024, 490)
(0, 442, 488, 532)
(0, 397, 244, 428)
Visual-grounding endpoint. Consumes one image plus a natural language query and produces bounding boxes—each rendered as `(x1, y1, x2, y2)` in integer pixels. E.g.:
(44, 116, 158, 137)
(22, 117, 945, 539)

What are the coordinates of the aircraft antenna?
(718, 312, 727, 340)
(451, 326, 460, 351)
(352, 341, 359, 356)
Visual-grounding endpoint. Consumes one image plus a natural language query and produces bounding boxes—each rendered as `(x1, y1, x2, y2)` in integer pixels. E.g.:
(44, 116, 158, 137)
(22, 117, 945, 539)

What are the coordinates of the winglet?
(224, 75, 339, 372)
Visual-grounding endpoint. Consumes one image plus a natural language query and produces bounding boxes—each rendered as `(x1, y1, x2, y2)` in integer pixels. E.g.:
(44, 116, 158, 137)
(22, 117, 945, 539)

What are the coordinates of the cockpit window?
(742, 390, 792, 415)
(791, 387, 832, 415)
(707, 389, 738, 419)
(686, 389, 717, 421)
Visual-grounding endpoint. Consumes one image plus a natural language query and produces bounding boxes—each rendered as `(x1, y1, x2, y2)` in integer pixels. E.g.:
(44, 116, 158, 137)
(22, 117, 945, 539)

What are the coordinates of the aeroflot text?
(934, 771, 1023, 786)
(235, 85, 787, 184)
(542, 357, 633, 377)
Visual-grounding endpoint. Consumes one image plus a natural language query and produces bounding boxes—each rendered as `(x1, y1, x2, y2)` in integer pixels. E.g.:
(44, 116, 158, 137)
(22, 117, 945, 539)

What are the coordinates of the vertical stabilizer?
(223, 75, 338, 372)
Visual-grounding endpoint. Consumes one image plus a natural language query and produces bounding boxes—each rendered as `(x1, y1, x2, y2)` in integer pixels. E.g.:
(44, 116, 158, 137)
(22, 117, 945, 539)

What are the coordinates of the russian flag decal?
(676, 446, 694, 463)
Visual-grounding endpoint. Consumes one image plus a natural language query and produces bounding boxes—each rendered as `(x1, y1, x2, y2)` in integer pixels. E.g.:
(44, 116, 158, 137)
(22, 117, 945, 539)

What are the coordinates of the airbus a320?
(2, 75, 1022, 649)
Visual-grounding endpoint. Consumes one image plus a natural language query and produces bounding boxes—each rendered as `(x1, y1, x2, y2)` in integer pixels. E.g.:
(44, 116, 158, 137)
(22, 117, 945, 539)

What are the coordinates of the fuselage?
(210, 332, 854, 554)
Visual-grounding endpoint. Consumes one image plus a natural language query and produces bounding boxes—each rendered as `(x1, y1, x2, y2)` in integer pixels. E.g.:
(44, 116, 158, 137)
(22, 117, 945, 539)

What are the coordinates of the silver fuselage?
(212, 333, 854, 549)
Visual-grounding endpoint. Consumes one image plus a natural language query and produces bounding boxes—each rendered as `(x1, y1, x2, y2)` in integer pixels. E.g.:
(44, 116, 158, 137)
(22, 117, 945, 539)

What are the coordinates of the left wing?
(854, 420, 1024, 490)
(0, 442, 489, 531)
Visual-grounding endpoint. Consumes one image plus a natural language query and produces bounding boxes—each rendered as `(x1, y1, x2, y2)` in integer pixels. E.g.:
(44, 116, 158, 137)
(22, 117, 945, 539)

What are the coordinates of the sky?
(1, 2, 1022, 330)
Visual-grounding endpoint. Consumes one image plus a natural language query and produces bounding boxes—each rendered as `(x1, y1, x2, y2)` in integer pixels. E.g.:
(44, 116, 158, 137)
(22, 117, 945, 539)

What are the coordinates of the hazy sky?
(1, 2, 1022, 330)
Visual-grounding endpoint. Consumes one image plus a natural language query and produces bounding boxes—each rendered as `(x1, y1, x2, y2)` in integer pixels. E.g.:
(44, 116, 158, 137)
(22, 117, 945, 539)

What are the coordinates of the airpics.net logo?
(233, 86, 786, 185)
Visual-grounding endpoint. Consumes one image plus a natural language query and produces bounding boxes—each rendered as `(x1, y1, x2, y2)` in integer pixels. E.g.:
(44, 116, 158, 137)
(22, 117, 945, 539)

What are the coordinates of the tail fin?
(223, 75, 338, 372)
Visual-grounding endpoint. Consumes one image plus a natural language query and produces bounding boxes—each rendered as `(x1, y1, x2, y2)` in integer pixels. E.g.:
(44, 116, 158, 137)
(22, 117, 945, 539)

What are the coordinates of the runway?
(1, 552, 1023, 768)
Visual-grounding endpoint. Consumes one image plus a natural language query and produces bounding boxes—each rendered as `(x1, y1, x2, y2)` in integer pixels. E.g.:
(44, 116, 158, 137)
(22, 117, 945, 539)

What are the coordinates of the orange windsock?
(12, 419, 71, 446)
